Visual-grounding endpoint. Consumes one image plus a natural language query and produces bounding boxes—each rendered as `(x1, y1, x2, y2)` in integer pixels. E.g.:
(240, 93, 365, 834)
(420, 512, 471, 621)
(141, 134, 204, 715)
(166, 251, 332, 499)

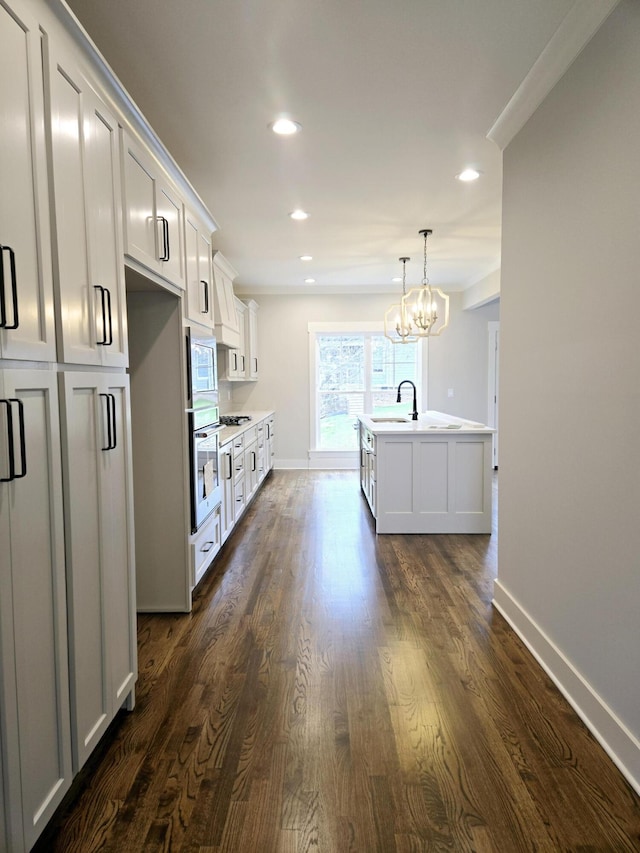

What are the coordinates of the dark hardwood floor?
(36, 471, 640, 852)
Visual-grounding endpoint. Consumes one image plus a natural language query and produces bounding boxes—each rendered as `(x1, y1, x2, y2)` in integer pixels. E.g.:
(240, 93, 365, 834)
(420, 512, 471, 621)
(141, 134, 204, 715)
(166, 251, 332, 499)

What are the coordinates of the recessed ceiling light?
(456, 168, 481, 182)
(299, 255, 313, 261)
(392, 277, 402, 283)
(289, 209, 309, 220)
(270, 118, 302, 136)
(304, 278, 316, 284)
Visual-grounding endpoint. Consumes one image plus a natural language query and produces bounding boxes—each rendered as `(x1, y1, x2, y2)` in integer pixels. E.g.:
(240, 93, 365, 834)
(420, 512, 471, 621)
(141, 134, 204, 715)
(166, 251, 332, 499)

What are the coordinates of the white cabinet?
(122, 133, 185, 290)
(47, 48, 128, 367)
(59, 372, 137, 771)
(232, 432, 246, 521)
(212, 250, 240, 348)
(219, 438, 235, 543)
(222, 297, 247, 380)
(245, 298, 259, 380)
(220, 298, 259, 382)
(264, 414, 275, 474)
(360, 423, 376, 515)
(191, 505, 222, 588)
(0, 0, 56, 362)
(184, 209, 215, 329)
(244, 427, 259, 502)
(0, 369, 73, 851)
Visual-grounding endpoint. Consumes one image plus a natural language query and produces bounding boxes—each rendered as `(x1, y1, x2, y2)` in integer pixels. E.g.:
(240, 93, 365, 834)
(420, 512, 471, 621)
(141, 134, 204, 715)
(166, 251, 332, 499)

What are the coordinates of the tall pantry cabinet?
(0, 0, 137, 849)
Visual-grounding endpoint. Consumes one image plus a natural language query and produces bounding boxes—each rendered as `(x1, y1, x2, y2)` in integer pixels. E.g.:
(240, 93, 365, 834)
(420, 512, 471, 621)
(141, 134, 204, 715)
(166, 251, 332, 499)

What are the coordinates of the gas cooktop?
(220, 414, 252, 426)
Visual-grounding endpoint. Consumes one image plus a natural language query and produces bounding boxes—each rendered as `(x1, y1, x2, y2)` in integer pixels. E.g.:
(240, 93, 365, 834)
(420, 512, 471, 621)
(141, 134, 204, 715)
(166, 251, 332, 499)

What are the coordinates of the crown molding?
(487, 0, 621, 150)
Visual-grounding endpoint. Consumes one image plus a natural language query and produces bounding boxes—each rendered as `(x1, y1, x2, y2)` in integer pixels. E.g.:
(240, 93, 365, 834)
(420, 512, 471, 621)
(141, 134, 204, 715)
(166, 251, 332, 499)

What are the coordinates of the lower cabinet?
(191, 504, 222, 587)
(59, 372, 137, 770)
(0, 370, 73, 851)
(232, 432, 246, 522)
(220, 438, 234, 544)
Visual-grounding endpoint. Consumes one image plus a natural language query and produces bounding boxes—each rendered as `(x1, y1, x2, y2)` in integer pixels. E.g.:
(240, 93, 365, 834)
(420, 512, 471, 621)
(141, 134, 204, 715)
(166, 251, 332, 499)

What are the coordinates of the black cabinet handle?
(226, 453, 233, 480)
(254, 357, 258, 374)
(108, 393, 117, 449)
(0, 244, 19, 330)
(94, 286, 113, 345)
(158, 216, 170, 261)
(241, 355, 245, 372)
(104, 288, 113, 345)
(100, 393, 117, 451)
(200, 541, 214, 553)
(232, 351, 237, 371)
(201, 280, 209, 314)
(1, 398, 26, 481)
(251, 450, 256, 472)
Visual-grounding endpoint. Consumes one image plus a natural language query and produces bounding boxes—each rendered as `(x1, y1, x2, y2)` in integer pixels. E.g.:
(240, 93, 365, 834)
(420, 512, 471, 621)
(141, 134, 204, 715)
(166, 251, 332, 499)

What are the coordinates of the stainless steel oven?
(190, 408, 222, 533)
(186, 327, 222, 532)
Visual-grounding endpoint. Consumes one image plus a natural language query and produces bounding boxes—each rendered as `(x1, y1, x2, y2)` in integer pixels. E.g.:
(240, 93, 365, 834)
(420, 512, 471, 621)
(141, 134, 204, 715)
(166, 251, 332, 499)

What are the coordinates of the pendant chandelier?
(401, 229, 449, 338)
(383, 256, 418, 344)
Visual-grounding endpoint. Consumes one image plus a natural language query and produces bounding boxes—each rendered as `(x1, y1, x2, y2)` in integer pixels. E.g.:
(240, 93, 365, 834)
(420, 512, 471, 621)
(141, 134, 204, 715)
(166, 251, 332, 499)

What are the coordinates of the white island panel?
(455, 441, 486, 514)
(417, 440, 449, 514)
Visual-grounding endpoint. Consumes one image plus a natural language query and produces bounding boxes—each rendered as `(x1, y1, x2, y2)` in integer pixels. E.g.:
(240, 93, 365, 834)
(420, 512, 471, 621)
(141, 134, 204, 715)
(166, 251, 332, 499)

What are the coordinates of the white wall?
(427, 292, 499, 419)
(495, 0, 640, 792)
(229, 292, 497, 467)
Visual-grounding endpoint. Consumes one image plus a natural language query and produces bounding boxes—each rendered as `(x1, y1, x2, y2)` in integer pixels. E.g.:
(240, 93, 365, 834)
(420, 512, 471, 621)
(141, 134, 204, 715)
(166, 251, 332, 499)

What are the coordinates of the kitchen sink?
(369, 417, 409, 423)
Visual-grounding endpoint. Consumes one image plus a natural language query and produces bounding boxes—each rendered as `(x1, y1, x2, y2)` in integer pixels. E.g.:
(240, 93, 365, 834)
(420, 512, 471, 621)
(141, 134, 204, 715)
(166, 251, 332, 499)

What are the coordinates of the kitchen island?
(358, 411, 494, 534)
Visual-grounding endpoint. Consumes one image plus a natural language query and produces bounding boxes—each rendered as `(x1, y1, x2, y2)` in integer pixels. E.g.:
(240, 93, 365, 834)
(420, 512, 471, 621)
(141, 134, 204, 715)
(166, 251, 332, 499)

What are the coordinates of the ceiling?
(63, 0, 591, 295)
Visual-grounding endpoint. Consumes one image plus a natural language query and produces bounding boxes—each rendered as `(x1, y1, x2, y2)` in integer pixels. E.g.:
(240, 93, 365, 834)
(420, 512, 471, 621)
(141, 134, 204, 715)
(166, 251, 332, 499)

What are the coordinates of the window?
(313, 330, 421, 451)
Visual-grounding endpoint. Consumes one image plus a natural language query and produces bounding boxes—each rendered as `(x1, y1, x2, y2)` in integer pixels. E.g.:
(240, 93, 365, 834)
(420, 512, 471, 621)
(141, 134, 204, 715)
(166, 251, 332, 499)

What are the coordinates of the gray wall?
(229, 291, 498, 466)
(496, 0, 640, 790)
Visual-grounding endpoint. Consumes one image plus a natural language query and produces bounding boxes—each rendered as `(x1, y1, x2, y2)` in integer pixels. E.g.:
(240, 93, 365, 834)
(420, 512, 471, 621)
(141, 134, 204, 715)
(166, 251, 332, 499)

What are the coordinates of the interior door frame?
(487, 321, 499, 468)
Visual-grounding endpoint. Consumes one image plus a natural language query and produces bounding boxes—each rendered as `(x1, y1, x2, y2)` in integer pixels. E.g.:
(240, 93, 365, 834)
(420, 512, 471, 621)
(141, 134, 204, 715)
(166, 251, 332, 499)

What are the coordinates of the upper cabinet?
(46, 47, 128, 367)
(244, 299, 259, 381)
(212, 250, 240, 348)
(121, 133, 185, 291)
(0, 0, 56, 362)
(220, 297, 260, 382)
(184, 209, 215, 330)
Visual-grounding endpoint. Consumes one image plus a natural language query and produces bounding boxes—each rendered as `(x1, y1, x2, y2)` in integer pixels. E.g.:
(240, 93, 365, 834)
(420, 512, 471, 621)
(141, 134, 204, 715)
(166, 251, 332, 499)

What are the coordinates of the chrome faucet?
(397, 380, 418, 420)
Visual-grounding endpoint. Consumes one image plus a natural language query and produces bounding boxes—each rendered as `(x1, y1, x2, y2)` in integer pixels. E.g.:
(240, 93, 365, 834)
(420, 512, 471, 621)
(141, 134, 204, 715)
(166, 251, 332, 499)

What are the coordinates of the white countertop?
(359, 410, 494, 435)
(217, 410, 275, 443)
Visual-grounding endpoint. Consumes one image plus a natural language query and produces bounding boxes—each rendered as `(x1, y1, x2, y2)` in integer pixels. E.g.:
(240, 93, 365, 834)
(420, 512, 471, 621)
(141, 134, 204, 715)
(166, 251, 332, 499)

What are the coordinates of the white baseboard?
(274, 458, 309, 469)
(493, 580, 640, 795)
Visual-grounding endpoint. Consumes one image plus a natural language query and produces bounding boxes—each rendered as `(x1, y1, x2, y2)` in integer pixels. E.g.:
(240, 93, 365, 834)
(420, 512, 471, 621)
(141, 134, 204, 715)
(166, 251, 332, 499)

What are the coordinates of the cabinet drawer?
(243, 425, 258, 444)
(191, 506, 221, 587)
(232, 434, 245, 457)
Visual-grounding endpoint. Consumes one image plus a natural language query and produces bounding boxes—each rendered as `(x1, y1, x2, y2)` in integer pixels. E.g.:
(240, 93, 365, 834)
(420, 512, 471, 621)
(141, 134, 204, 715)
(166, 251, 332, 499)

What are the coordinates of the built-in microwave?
(186, 328, 219, 429)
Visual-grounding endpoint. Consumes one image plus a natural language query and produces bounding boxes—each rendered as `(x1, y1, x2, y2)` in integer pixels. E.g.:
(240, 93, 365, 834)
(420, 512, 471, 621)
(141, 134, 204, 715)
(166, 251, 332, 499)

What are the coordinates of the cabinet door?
(156, 180, 185, 289)
(244, 440, 258, 501)
(59, 372, 136, 770)
(0, 370, 72, 851)
(85, 94, 128, 366)
(219, 441, 234, 542)
(245, 300, 259, 380)
(226, 298, 247, 380)
(197, 228, 214, 327)
(48, 51, 128, 367)
(0, 0, 56, 361)
(122, 135, 159, 270)
(185, 211, 214, 328)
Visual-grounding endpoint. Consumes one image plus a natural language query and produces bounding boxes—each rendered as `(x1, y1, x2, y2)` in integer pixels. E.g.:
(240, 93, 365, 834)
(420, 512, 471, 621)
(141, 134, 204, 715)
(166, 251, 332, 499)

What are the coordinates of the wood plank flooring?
(36, 471, 640, 852)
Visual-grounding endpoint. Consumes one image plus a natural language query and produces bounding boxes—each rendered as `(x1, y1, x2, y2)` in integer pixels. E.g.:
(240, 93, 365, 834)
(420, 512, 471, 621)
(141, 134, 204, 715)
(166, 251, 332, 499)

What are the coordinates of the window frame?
(308, 322, 425, 466)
